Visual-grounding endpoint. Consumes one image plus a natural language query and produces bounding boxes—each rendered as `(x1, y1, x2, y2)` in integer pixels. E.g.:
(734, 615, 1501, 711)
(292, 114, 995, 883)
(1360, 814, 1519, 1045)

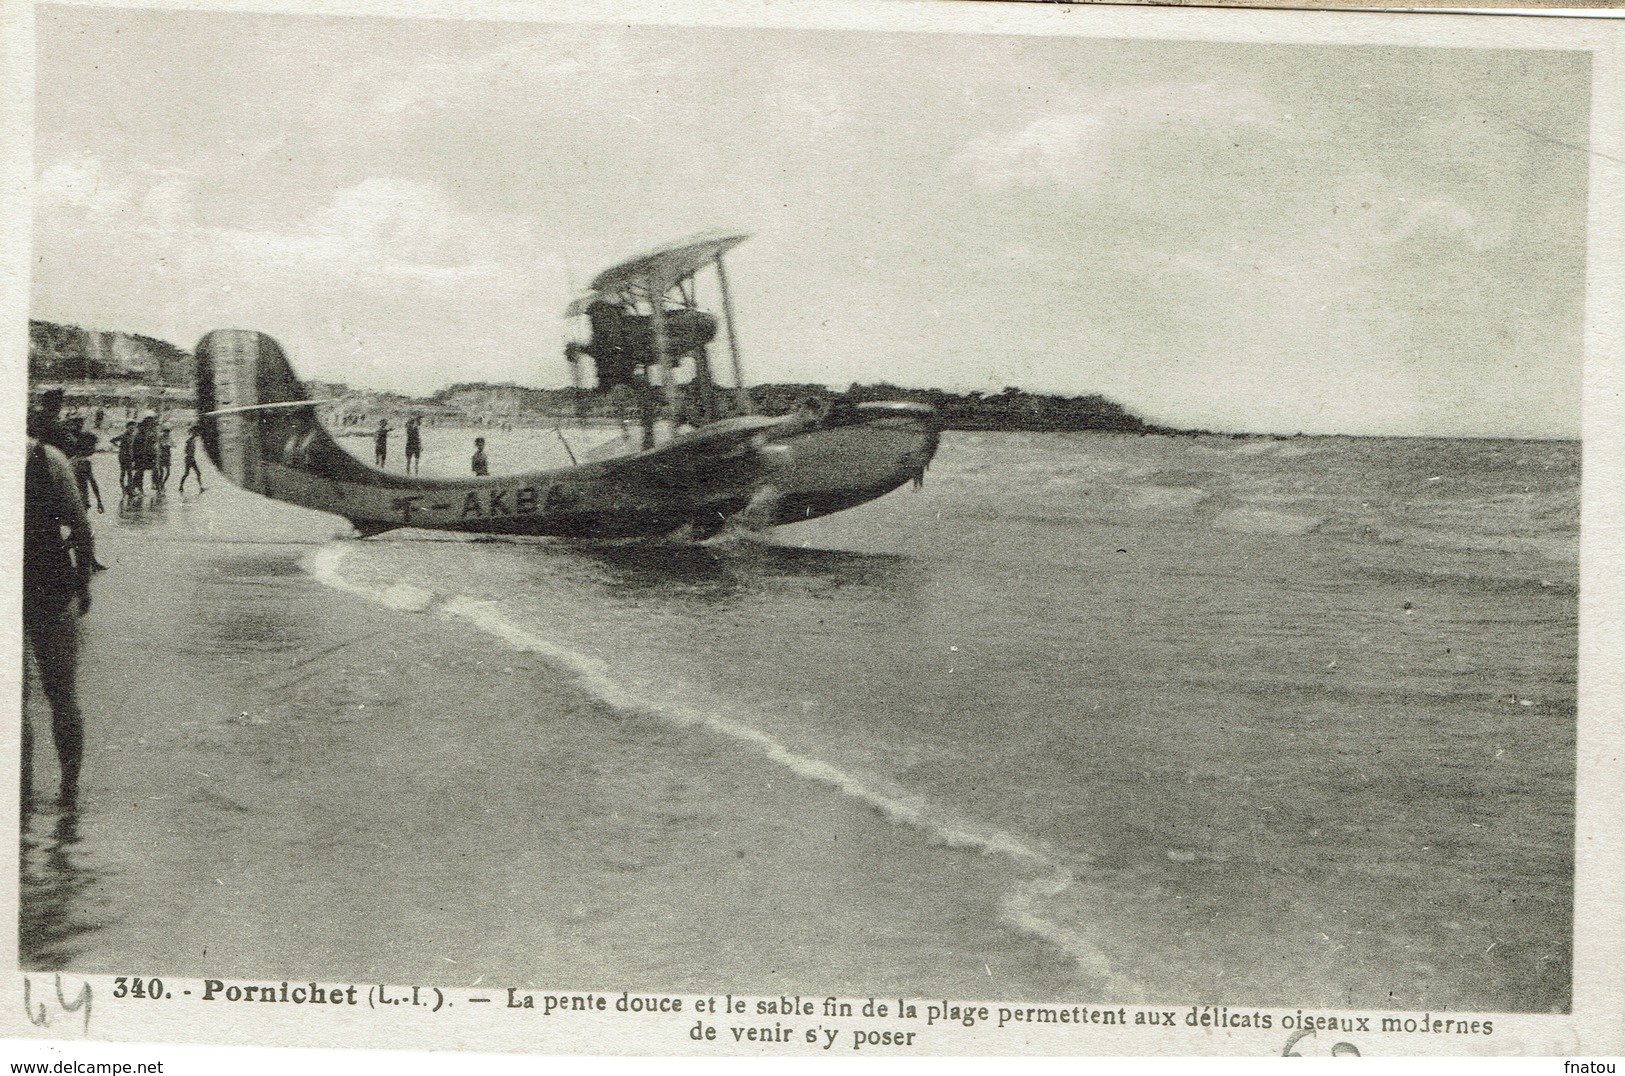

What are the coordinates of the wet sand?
(21, 465, 1080, 998)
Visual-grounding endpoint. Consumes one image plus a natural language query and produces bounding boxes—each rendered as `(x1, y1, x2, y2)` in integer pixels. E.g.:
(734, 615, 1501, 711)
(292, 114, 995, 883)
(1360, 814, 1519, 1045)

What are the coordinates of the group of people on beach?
(373, 414, 491, 476)
(106, 418, 205, 498)
(372, 415, 424, 473)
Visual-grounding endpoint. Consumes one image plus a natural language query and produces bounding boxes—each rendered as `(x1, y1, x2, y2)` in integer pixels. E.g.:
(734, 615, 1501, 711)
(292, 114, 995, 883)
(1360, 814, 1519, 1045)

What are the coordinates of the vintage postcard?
(2, 0, 1621, 1063)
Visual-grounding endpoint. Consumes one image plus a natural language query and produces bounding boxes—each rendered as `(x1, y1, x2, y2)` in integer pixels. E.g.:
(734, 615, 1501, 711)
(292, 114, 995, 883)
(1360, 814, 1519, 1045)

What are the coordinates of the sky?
(30, 6, 1592, 437)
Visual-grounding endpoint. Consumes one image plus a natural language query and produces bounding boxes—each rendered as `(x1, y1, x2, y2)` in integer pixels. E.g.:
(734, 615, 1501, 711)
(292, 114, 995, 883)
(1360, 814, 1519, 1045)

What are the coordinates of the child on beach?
(155, 427, 174, 490)
(126, 415, 158, 496)
(179, 426, 205, 492)
(471, 437, 489, 477)
(66, 417, 104, 514)
(404, 416, 423, 474)
(374, 419, 392, 467)
(110, 421, 135, 491)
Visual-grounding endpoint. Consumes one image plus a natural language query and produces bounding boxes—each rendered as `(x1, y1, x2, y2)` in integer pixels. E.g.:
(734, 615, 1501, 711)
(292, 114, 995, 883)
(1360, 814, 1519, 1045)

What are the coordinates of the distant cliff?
(752, 382, 1163, 433)
(29, 319, 195, 386)
(429, 382, 575, 416)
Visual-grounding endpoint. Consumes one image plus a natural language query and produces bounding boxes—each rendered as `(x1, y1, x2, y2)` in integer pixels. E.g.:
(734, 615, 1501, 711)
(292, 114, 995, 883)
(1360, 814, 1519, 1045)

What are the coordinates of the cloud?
(41, 162, 518, 284)
(37, 157, 134, 216)
(952, 82, 1281, 190)
(331, 31, 685, 133)
(305, 178, 499, 275)
(32, 157, 562, 389)
(1373, 198, 1483, 249)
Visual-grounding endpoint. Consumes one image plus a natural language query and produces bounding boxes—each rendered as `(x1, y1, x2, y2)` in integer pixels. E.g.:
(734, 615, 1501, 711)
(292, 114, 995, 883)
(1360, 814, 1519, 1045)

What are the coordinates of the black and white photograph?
(8, 0, 1622, 1059)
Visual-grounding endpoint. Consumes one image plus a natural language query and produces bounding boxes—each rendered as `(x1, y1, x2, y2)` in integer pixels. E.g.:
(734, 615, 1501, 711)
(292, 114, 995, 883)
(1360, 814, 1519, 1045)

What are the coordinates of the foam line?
(304, 542, 1128, 991)
(455, 594, 1039, 854)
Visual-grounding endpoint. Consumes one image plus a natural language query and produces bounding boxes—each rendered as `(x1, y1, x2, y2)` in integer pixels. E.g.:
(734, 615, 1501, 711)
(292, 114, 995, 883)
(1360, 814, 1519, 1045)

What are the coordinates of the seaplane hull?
(195, 330, 937, 540)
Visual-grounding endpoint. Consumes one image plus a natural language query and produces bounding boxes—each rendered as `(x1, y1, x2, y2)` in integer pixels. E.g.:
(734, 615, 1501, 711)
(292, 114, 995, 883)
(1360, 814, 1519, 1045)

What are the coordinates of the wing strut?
(716, 253, 752, 415)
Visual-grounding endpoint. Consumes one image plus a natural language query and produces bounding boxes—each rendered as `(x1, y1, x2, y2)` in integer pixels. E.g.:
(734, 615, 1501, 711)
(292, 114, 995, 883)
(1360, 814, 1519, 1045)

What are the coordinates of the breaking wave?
(302, 541, 1133, 995)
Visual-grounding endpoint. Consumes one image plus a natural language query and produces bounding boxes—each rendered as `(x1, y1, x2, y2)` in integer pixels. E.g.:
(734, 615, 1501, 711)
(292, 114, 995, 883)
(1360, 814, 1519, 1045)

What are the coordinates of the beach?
(20, 447, 1079, 999)
(21, 428, 1577, 1012)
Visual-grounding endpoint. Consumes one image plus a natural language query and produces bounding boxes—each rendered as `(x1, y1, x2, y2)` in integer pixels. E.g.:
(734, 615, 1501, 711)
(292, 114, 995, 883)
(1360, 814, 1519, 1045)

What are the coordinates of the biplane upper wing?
(589, 230, 751, 295)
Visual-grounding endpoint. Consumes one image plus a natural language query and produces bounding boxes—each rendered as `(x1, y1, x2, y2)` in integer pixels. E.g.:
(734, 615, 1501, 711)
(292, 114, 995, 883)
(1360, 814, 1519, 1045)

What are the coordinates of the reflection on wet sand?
(183, 552, 312, 657)
(19, 809, 107, 971)
(114, 491, 170, 528)
(113, 488, 215, 532)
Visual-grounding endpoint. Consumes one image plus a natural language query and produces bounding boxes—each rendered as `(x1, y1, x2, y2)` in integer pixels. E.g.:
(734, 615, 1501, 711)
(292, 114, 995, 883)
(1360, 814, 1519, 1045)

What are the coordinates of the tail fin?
(194, 330, 371, 494)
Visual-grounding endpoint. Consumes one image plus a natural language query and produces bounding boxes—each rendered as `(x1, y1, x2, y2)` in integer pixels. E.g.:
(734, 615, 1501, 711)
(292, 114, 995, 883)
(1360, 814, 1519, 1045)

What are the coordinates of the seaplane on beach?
(193, 231, 939, 539)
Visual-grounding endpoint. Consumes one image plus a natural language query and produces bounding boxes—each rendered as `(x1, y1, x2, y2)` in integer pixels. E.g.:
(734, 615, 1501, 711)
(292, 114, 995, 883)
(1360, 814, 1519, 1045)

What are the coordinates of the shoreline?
(22, 487, 1089, 1000)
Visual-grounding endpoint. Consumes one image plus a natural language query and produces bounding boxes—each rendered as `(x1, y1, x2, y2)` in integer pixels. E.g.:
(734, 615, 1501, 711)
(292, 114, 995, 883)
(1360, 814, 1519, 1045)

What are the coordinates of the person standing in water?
(155, 427, 174, 491)
(126, 415, 158, 496)
(374, 418, 392, 468)
(23, 433, 99, 806)
(471, 437, 489, 477)
(65, 417, 104, 514)
(404, 415, 423, 475)
(178, 425, 206, 492)
(110, 420, 136, 493)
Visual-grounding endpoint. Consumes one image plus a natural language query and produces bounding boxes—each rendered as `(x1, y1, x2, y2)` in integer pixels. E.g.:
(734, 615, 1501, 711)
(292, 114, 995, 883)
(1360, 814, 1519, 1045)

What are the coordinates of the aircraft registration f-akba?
(194, 231, 940, 540)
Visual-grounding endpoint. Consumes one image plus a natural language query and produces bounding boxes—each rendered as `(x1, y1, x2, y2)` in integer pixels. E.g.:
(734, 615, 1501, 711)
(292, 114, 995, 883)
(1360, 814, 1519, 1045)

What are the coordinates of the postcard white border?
(2, 0, 1620, 1061)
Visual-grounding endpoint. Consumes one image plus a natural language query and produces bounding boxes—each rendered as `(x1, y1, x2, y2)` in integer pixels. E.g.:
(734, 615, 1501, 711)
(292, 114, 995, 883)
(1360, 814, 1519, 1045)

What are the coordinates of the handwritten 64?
(22, 975, 92, 1035)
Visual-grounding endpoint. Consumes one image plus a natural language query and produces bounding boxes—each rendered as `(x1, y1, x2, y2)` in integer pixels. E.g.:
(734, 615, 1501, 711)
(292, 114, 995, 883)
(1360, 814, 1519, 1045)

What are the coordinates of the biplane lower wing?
(195, 330, 937, 539)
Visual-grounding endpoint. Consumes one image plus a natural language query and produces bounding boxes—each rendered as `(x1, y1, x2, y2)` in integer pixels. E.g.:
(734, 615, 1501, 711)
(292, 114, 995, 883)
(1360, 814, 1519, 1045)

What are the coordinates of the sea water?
(308, 430, 1577, 1012)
